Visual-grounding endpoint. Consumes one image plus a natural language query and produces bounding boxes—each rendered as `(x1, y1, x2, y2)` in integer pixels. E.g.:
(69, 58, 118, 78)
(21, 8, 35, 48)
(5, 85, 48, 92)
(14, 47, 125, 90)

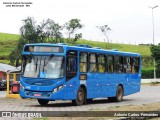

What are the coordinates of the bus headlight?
(20, 83, 25, 91)
(52, 85, 64, 93)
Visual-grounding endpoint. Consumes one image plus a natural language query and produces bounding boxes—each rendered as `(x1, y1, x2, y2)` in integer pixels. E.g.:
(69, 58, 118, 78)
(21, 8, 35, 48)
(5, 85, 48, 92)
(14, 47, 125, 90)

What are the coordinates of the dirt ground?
(40, 102, 160, 120)
(5, 83, 160, 120)
(50, 82, 160, 120)
(141, 82, 160, 86)
(104, 102, 160, 111)
(33, 84, 160, 120)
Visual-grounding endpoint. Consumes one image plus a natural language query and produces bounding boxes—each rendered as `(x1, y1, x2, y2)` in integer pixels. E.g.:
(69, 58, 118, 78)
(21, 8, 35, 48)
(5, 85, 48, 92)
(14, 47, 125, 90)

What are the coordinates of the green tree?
(20, 17, 50, 43)
(47, 20, 63, 43)
(9, 17, 50, 65)
(150, 45, 160, 71)
(65, 18, 83, 44)
(97, 25, 111, 48)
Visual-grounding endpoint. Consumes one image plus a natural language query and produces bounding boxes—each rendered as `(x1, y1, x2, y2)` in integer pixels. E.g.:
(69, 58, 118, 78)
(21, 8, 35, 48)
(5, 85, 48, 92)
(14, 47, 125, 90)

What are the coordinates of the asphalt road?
(0, 85, 159, 111)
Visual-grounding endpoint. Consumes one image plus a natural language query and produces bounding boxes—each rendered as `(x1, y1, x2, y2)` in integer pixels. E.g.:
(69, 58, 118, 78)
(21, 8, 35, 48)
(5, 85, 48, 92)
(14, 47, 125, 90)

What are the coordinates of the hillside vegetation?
(0, 32, 19, 41)
(0, 33, 19, 58)
(0, 32, 152, 69)
(76, 40, 151, 57)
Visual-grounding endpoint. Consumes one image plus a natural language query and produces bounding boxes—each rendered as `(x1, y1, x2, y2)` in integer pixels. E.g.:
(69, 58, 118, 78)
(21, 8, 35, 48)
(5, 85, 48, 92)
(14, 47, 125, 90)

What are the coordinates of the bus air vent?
(93, 47, 101, 49)
(57, 43, 67, 45)
(76, 44, 92, 48)
(112, 49, 118, 51)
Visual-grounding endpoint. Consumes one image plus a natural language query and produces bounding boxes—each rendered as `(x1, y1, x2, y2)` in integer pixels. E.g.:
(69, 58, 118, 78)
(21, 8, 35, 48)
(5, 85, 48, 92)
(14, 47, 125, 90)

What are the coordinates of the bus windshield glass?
(21, 55, 64, 79)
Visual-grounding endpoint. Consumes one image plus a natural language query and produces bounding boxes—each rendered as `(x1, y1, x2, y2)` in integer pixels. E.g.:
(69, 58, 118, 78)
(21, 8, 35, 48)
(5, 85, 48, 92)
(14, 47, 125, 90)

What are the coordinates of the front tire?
(72, 87, 85, 106)
(37, 99, 49, 106)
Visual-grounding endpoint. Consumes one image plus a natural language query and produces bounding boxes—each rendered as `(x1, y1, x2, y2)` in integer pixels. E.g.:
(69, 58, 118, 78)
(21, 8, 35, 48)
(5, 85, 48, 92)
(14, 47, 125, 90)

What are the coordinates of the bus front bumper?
(20, 87, 66, 100)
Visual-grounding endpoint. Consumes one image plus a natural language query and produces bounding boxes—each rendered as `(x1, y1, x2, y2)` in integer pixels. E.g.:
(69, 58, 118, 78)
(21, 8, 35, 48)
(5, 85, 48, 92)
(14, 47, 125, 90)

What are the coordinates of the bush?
(142, 69, 160, 79)
(0, 55, 8, 60)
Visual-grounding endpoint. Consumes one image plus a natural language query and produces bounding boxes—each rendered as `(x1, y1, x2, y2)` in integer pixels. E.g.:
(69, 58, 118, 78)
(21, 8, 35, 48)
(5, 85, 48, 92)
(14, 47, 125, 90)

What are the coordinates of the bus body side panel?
(96, 73, 108, 97)
(129, 74, 141, 93)
(65, 78, 79, 100)
(86, 75, 94, 98)
(106, 73, 117, 97)
(116, 74, 128, 96)
(87, 73, 101, 98)
(122, 74, 141, 96)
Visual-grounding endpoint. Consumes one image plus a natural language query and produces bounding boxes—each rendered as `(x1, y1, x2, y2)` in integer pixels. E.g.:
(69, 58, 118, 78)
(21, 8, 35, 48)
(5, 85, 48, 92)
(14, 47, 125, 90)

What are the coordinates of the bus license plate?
(34, 94, 41, 97)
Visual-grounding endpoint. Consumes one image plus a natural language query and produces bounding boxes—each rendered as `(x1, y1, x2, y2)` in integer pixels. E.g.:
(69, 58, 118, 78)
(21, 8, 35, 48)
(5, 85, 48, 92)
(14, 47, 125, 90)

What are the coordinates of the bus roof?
(24, 43, 141, 57)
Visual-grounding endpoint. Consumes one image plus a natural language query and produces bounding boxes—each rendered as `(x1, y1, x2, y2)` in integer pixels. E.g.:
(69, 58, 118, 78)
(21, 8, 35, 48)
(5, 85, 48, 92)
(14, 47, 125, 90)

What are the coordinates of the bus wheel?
(108, 86, 123, 102)
(115, 85, 123, 102)
(37, 99, 49, 106)
(72, 87, 85, 106)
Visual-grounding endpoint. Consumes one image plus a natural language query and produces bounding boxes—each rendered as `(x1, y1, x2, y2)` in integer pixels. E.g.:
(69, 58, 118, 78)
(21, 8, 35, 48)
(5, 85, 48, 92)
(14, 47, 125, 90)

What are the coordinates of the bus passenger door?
(66, 50, 78, 99)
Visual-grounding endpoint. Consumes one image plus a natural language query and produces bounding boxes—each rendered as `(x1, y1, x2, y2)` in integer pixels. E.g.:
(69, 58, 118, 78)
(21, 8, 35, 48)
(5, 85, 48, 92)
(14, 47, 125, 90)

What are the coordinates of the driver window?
(23, 56, 37, 77)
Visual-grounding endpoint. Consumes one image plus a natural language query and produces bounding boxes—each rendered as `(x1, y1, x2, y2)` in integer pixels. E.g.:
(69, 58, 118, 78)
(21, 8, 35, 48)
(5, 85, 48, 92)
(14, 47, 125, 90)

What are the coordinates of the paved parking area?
(0, 91, 6, 98)
(0, 85, 159, 112)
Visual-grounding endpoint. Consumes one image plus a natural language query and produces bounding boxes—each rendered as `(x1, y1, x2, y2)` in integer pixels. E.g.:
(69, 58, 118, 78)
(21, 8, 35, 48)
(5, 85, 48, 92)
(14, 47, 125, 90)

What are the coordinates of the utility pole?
(148, 5, 158, 81)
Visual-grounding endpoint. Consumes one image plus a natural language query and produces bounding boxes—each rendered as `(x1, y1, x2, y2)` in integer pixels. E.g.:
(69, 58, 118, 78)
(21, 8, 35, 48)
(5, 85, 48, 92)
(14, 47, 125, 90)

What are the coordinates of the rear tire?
(37, 99, 49, 106)
(108, 85, 123, 102)
(72, 87, 85, 106)
(116, 85, 123, 102)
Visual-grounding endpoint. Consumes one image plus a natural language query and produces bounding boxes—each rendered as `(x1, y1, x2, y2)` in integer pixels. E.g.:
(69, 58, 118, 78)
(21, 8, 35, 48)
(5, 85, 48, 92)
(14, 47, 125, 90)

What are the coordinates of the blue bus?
(18, 43, 141, 106)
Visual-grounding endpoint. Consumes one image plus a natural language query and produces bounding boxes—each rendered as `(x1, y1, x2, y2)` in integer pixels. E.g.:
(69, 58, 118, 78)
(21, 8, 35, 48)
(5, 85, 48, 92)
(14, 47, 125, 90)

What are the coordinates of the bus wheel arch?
(72, 85, 87, 106)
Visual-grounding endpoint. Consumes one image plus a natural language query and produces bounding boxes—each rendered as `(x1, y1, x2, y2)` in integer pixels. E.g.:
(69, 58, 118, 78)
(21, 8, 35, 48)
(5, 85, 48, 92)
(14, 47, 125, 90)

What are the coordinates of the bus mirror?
(16, 58, 19, 67)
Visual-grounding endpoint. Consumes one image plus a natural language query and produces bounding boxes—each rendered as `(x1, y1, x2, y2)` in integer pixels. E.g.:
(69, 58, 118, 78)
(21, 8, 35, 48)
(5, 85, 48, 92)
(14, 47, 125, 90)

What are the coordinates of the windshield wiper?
(35, 57, 38, 73)
(43, 57, 47, 72)
(43, 54, 54, 72)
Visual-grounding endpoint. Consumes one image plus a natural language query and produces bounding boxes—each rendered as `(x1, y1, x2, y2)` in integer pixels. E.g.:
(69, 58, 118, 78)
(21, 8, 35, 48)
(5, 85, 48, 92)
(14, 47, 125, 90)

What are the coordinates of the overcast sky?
(0, 0, 160, 44)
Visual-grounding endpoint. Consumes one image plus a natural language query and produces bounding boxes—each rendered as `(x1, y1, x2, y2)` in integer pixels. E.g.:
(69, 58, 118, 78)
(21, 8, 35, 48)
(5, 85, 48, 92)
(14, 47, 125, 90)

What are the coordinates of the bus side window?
(124, 57, 131, 73)
(108, 56, 114, 73)
(131, 57, 140, 73)
(89, 53, 97, 72)
(98, 54, 106, 73)
(80, 53, 88, 72)
(115, 56, 123, 73)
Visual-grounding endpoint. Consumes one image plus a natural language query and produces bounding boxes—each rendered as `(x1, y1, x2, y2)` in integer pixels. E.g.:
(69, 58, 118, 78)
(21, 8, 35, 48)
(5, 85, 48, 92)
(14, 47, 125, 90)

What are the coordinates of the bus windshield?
(22, 55, 64, 79)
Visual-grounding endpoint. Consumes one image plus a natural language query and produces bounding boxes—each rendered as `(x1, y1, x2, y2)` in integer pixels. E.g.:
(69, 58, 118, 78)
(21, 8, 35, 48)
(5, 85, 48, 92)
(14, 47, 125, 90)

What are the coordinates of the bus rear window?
(24, 46, 64, 53)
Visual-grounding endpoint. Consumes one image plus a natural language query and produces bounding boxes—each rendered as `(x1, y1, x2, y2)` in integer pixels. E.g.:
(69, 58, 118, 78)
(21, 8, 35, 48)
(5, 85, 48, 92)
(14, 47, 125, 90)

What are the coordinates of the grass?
(0, 60, 10, 64)
(0, 33, 19, 58)
(0, 46, 15, 55)
(0, 32, 19, 41)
